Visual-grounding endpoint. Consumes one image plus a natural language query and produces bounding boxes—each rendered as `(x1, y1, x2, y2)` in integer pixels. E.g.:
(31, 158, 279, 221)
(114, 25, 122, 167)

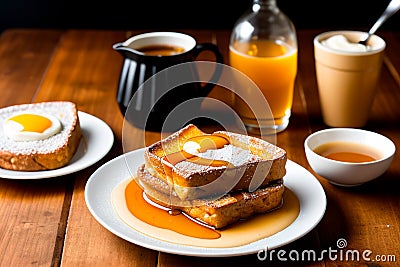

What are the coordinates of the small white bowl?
(304, 128, 395, 186)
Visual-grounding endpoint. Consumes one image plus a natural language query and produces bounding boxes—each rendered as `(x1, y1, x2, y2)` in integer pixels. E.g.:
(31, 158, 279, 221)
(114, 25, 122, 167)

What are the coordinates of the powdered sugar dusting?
(174, 144, 262, 177)
(200, 145, 261, 166)
(0, 102, 78, 155)
(215, 131, 284, 158)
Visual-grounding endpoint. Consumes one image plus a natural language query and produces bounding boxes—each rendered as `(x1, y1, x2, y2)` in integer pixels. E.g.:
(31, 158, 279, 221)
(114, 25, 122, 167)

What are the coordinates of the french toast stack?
(137, 124, 287, 229)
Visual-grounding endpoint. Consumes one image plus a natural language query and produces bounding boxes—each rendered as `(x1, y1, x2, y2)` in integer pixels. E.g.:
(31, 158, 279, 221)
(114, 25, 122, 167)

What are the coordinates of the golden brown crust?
(144, 124, 286, 200)
(136, 164, 284, 229)
(183, 180, 284, 229)
(144, 124, 204, 179)
(0, 101, 82, 171)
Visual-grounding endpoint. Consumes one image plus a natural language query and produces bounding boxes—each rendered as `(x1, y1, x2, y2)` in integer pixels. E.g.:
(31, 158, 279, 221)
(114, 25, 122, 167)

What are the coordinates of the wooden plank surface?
(0, 28, 399, 267)
(0, 29, 63, 106)
(0, 29, 67, 267)
(31, 29, 160, 266)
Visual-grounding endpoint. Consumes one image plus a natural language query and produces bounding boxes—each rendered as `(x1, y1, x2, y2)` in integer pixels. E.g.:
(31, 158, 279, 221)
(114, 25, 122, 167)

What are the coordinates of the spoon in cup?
(359, 0, 400, 45)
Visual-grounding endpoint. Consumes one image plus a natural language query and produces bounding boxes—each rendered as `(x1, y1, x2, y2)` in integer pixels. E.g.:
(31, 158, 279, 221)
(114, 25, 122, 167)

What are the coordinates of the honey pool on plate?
(111, 178, 300, 248)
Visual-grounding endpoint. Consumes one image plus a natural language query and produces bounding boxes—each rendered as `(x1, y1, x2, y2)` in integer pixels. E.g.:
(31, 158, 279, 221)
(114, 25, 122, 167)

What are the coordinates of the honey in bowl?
(313, 141, 381, 163)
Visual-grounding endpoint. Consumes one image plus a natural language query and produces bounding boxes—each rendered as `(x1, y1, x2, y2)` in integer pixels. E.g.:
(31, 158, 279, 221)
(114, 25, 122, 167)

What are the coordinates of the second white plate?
(0, 111, 114, 179)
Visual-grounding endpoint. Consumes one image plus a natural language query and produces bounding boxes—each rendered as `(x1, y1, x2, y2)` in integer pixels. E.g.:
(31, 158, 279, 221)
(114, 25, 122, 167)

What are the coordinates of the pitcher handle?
(192, 43, 224, 96)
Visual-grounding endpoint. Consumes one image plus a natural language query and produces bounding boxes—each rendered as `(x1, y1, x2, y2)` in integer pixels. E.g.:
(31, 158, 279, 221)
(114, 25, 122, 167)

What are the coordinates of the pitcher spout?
(112, 42, 136, 58)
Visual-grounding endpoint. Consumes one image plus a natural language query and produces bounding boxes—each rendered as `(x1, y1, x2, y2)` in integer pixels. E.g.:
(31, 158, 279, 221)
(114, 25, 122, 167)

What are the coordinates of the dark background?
(1, 0, 399, 33)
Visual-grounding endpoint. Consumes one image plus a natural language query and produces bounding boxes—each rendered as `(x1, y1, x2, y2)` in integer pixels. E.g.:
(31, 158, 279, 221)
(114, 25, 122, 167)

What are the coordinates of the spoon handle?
(369, 0, 400, 35)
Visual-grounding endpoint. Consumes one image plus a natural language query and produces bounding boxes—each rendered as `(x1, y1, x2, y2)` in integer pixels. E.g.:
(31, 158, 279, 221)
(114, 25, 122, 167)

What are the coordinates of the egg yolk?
(9, 114, 52, 133)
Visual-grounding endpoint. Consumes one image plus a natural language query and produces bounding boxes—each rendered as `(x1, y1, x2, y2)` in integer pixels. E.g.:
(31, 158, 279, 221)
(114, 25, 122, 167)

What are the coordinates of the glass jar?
(229, 0, 298, 134)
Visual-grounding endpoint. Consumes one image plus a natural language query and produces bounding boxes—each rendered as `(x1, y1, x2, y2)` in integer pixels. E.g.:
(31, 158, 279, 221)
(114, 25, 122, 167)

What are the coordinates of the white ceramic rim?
(304, 128, 396, 166)
(313, 30, 386, 55)
(122, 32, 196, 54)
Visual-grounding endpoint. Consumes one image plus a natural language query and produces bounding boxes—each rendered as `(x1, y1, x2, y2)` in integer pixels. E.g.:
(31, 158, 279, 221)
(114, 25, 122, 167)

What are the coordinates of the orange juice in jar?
(229, 39, 297, 132)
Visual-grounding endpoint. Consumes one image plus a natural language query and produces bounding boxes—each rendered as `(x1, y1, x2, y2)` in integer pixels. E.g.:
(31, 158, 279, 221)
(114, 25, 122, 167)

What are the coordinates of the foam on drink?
(322, 35, 369, 52)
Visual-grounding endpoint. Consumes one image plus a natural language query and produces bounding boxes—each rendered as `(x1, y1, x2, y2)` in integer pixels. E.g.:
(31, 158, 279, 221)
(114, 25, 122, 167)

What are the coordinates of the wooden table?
(0, 28, 399, 267)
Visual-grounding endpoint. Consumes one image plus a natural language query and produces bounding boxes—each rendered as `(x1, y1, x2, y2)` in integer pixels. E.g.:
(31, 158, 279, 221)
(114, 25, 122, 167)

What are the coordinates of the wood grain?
(0, 29, 399, 267)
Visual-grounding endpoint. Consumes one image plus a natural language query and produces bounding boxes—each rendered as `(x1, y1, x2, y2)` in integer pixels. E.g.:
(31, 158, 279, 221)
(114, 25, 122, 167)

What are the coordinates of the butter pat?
(322, 35, 368, 52)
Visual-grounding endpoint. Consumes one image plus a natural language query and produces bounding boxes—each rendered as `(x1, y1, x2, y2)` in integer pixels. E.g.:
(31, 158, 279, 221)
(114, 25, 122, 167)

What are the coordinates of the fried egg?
(3, 112, 62, 141)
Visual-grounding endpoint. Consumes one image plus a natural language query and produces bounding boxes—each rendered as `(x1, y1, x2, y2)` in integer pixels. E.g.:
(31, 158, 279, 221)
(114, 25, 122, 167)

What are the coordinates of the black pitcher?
(113, 32, 224, 132)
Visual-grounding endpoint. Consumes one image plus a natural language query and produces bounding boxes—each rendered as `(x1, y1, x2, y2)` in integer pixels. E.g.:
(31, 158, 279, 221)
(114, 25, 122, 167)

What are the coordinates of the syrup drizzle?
(125, 179, 221, 239)
(161, 134, 231, 167)
(113, 178, 301, 246)
(160, 134, 232, 213)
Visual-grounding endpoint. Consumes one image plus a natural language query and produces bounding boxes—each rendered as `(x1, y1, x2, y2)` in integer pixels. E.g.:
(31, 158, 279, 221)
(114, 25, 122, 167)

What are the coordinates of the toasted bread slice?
(0, 101, 82, 171)
(144, 124, 286, 200)
(137, 164, 284, 229)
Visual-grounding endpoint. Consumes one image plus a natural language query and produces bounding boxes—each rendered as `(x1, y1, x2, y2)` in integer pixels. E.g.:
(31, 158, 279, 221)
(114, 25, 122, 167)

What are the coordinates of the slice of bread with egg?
(0, 101, 82, 171)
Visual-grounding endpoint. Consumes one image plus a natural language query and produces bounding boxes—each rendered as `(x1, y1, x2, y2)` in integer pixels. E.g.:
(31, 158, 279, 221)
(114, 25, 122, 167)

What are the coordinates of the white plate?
(0, 111, 114, 179)
(85, 148, 327, 257)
